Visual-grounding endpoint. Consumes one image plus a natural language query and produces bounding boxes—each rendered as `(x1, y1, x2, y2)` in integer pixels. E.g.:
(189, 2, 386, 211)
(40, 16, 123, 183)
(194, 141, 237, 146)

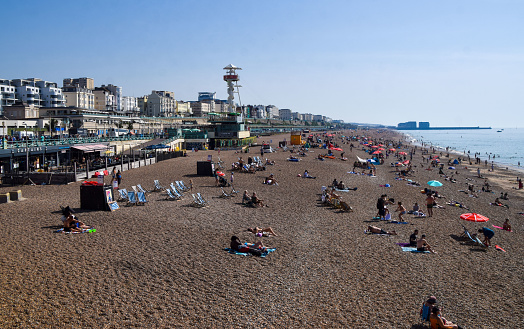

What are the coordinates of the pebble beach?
(0, 129, 522, 328)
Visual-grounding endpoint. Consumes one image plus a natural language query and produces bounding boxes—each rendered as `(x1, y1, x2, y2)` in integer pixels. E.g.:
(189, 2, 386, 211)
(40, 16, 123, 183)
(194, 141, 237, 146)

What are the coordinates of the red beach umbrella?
(398, 151, 407, 155)
(378, 148, 385, 151)
(378, 144, 384, 147)
(372, 151, 381, 155)
(460, 213, 489, 222)
(389, 148, 396, 152)
(371, 145, 379, 148)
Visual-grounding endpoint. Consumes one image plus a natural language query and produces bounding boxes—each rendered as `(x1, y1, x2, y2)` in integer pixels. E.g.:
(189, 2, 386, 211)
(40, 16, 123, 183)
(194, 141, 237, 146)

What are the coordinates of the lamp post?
(23, 122, 29, 172)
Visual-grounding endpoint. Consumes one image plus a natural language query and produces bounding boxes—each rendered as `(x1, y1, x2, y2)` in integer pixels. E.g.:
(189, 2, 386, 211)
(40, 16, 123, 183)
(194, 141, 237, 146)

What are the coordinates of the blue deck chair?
(137, 184, 148, 194)
(153, 180, 164, 191)
(190, 194, 205, 207)
(166, 188, 181, 200)
(117, 189, 128, 201)
(176, 181, 188, 192)
(137, 191, 148, 205)
(170, 183, 181, 195)
(127, 191, 137, 206)
(197, 193, 208, 206)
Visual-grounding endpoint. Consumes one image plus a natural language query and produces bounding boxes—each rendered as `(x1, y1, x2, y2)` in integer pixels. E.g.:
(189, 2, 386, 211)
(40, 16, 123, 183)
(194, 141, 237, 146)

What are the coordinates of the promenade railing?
(2, 134, 157, 149)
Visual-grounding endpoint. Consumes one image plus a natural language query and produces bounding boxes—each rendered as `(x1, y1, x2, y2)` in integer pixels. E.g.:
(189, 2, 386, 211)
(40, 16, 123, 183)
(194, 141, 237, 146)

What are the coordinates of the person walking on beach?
(426, 194, 435, 217)
(230, 172, 234, 188)
(116, 170, 122, 188)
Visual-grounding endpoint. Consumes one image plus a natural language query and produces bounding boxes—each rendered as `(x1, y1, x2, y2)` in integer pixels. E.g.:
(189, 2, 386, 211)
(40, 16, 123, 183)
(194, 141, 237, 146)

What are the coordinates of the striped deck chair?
(197, 193, 209, 206)
(179, 180, 190, 191)
(127, 191, 137, 206)
(137, 184, 149, 194)
(153, 180, 164, 191)
(190, 194, 205, 207)
(117, 189, 128, 201)
(170, 184, 183, 199)
(137, 191, 148, 205)
(220, 187, 233, 198)
(166, 188, 181, 200)
(175, 181, 187, 192)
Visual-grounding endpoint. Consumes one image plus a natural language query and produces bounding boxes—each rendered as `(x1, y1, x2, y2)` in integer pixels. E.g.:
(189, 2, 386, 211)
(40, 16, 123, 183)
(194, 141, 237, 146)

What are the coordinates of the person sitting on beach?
(420, 295, 437, 322)
(429, 306, 461, 329)
(337, 181, 346, 190)
(332, 178, 339, 188)
(247, 227, 278, 237)
(242, 190, 250, 204)
(251, 192, 267, 207)
(264, 174, 278, 185)
(230, 236, 266, 254)
(417, 234, 436, 253)
(478, 227, 494, 246)
(409, 202, 420, 214)
(409, 229, 419, 247)
(395, 201, 407, 221)
(503, 218, 512, 231)
(303, 170, 316, 179)
(265, 158, 275, 165)
(61, 206, 92, 232)
(366, 225, 397, 235)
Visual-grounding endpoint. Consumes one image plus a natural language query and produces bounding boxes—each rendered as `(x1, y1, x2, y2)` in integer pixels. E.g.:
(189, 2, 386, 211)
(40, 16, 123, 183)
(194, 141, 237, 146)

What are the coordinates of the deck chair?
(190, 194, 205, 207)
(170, 183, 182, 195)
(166, 188, 181, 200)
(171, 186, 183, 199)
(131, 186, 138, 193)
(127, 191, 137, 206)
(460, 225, 487, 247)
(117, 189, 128, 201)
(175, 181, 187, 192)
(220, 187, 233, 198)
(153, 180, 164, 191)
(197, 193, 209, 206)
(137, 191, 148, 205)
(137, 184, 149, 194)
(179, 180, 190, 191)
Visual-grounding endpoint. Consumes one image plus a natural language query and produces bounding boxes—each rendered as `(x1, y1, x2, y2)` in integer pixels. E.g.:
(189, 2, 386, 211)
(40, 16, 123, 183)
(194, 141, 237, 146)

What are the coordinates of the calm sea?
(400, 128, 524, 172)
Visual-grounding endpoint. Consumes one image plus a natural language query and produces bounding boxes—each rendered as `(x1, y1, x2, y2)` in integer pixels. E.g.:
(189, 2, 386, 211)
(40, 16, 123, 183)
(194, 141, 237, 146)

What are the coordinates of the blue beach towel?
(224, 248, 276, 257)
(401, 246, 430, 253)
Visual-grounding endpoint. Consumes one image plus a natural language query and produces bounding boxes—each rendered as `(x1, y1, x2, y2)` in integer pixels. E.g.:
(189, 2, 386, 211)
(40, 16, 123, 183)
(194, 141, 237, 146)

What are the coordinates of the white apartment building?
(11, 79, 41, 107)
(266, 105, 279, 119)
(102, 84, 122, 111)
(302, 113, 313, 121)
(0, 79, 16, 114)
(34, 80, 66, 107)
(62, 87, 95, 110)
(146, 91, 176, 117)
(279, 108, 292, 120)
(176, 100, 192, 117)
(122, 96, 140, 114)
(292, 112, 302, 120)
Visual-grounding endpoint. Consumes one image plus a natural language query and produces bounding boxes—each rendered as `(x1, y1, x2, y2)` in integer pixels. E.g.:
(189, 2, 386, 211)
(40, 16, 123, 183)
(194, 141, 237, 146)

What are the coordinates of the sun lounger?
(117, 189, 128, 201)
(166, 188, 181, 200)
(175, 181, 187, 192)
(460, 225, 487, 247)
(127, 191, 137, 206)
(220, 187, 233, 198)
(190, 194, 205, 207)
(179, 180, 191, 191)
(197, 193, 209, 206)
(131, 186, 138, 193)
(137, 191, 148, 205)
(153, 180, 164, 191)
(137, 184, 149, 194)
(171, 186, 183, 199)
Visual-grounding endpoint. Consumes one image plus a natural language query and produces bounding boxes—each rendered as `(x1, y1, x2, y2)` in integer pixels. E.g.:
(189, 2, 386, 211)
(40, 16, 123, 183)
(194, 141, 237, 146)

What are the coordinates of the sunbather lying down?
(247, 227, 278, 236)
(366, 226, 397, 235)
(230, 236, 267, 256)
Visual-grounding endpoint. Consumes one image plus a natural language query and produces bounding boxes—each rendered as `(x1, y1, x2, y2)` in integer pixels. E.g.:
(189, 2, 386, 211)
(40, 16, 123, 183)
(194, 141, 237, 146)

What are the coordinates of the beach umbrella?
(398, 151, 407, 155)
(460, 213, 489, 222)
(372, 151, 381, 155)
(427, 180, 443, 187)
(378, 144, 384, 147)
(330, 147, 343, 151)
(378, 148, 385, 151)
(389, 148, 396, 152)
(371, 145, 379, 148)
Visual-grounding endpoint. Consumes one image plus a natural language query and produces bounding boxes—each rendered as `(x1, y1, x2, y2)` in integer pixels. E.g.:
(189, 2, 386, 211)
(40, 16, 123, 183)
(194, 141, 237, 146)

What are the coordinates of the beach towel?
(224, 248, 276, 257)
(364, 230, 390, 236)
(401, 246, 430, 253)
(396, 242, 412, 247)
(388, 221, 409, 224)
(55, 228, 96, 234)
(492, 225, 512, 232)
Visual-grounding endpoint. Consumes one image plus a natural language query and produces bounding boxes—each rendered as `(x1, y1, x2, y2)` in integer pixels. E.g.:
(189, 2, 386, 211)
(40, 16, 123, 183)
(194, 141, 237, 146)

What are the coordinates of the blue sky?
(2, 0, 523, 127)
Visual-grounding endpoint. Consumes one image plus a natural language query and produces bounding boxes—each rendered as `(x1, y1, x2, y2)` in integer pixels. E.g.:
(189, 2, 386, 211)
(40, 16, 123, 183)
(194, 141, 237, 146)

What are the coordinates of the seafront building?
(145, 91, 177, 117)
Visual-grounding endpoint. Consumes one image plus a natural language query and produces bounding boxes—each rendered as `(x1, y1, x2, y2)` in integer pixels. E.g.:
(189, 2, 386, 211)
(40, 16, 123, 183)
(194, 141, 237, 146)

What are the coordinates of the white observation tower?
(223, 64, 242, 113)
